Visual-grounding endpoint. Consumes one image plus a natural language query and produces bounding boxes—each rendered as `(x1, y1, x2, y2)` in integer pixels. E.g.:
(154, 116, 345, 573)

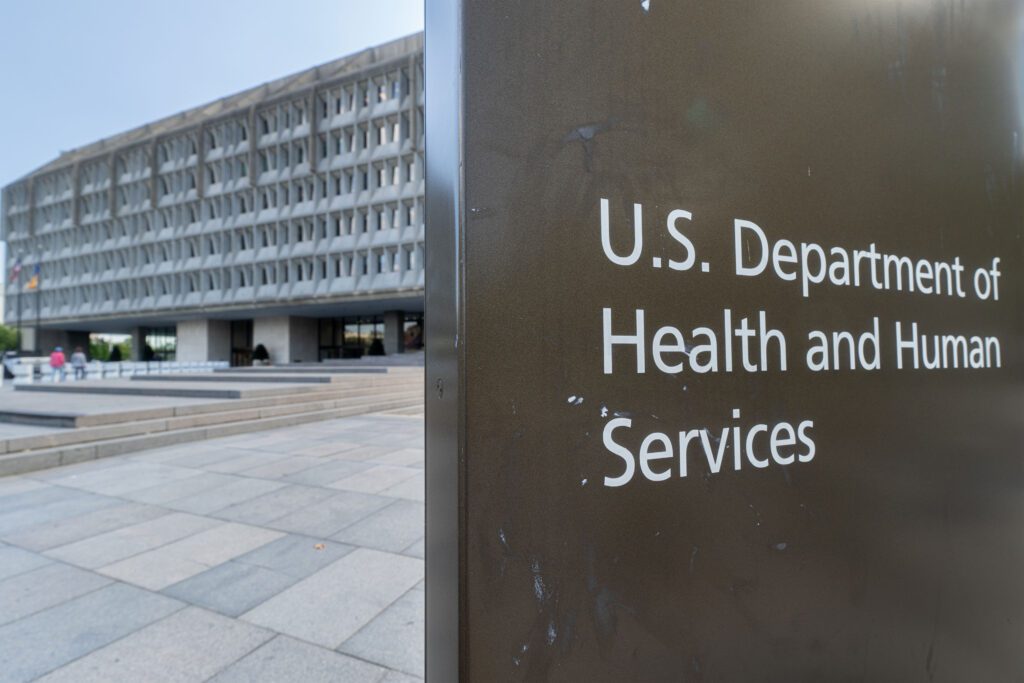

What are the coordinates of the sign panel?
(426, 1, 1024, 680)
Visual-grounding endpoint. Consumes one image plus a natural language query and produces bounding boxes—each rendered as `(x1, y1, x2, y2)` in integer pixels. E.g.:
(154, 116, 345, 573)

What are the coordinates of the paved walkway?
(0, 414, 424, 682)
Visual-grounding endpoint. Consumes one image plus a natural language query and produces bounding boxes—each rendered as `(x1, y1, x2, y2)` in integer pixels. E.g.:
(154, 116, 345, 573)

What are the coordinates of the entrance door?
(230, 320, 253, 367)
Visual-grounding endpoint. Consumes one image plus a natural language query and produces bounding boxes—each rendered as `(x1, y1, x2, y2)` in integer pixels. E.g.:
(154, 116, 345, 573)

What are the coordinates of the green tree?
(88, 339, 110, 361)
(0, 325, 18, 353)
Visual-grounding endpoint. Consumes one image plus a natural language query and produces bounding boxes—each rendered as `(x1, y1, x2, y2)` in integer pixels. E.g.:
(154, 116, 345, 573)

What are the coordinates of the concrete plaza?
(0, 413, 424, 682)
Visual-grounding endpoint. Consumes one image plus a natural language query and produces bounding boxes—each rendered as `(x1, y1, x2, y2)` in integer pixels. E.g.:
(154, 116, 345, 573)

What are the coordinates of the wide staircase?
(0, 367, 423, 477)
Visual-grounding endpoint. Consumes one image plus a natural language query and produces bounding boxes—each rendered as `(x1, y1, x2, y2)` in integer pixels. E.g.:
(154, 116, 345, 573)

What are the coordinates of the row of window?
(6, 113, 421, 220)
(4, 61, 422, 216)
(34, 246, 422, 309)
(25, 201, 423, 277)
(14, 161, 422, 237)
(38, 238, 423, 279)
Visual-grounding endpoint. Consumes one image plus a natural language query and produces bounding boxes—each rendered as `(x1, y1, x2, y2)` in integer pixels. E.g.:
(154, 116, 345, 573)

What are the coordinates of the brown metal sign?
(426, 2, 1024, 680)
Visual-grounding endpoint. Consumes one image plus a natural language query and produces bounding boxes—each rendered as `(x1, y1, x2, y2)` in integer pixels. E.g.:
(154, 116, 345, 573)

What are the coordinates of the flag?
(8, 257, 21, 284)
(26, 264, 40, 291)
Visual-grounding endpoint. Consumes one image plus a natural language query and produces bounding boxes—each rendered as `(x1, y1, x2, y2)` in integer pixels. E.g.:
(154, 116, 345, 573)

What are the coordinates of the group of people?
(47, 346, 88, 382)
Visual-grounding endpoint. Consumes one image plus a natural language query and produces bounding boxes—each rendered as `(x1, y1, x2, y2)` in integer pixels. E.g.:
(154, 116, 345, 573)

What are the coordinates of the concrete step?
(14, 372, 422, 399)
(133, 373, 341, 384)
(0, 378, 424, 430)
(0, 393, 424, 477)
(0, 410, 79, 429)
(0, 387, 424, 456)
(215, 366, 390, 375)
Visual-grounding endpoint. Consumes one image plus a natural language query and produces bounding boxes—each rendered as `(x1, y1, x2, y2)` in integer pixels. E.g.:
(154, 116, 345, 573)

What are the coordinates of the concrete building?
(1, 34, 424, 364)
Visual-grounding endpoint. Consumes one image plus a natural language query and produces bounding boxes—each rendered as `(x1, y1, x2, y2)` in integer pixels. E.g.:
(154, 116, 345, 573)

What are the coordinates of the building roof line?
(11, 32, 423, 185)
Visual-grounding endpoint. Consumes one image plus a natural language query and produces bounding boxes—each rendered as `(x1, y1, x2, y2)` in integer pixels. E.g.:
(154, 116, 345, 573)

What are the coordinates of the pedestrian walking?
(49, 346, 66, 382)
(71, 346, 87, 380)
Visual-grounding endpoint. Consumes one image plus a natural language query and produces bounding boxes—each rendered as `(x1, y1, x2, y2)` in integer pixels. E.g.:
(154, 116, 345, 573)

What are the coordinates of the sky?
(0, 0, 424, 188)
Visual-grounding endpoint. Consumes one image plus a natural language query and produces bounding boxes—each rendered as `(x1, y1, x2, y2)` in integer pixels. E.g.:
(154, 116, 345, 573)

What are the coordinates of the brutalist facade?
(1, 33, 424, 364)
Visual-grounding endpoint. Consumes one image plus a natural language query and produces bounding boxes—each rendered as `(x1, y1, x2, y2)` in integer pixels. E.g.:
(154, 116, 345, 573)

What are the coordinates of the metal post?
(14, 249, 23, 353)
(424, 0, 463, 678)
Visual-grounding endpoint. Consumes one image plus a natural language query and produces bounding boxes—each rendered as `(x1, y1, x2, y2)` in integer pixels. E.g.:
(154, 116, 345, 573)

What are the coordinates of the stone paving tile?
(208, 635, 394, 683)
(0, 583, 183, 683)
(164, 521, 284, 564)
(238, 455, 325, 480)
(45, 512, 219, 569)
(162, 561, 300, 618)
(126, 442, 233, 464)
(401, 536, 425, 559)
(232, 534, 355, 579)
(266, 490, 392, 537)
(98, 551, 208, 593)
(120, 471, 241, 505)
(328, 465, 420, 495)
(0, 485, 72, 513)
(291, 441, 365, 458)
(325, 445, 408, 462)
(0, 490, 118, 538)
(36, 606, 272, 683)
(0, 413, 426, 683)
(147, 446, 259, 469)
(213, 484, 336, 526)
(98, 522, 283, 590)
(22, 457, 122, 481)
(269, 440, 335, 456)
(370, 448, 425, 468)
(332, 499, 424, 554)
(280, 459, 372, 487)
(0, 563, 111, 626)
(0, 478, 49, 499)
(379, 672, 424, 683)
(339, 589, 424, 677)
(162, 477, 286, 515)
(2, 501, 170, 552)
(203, 451, 290, 474)
(0, 544, 51, 581)
(241, 548, 423, 649)
(360, 435, 424, 449)
(45, 462, 202, 497)
(378, 471, 425, 502)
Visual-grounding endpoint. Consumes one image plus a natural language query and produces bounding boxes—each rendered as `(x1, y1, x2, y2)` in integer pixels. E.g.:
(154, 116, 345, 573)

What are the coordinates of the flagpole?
(14, 251, 22, 353)
(34, 255, 40, 355)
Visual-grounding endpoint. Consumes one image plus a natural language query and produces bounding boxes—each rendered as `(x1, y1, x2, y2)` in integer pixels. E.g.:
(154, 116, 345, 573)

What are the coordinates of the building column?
(19, 327, 36, 354)
(176, 319, 231, 362)
(383, 310, 405, 355)
(253, 316, 318, 364)
(130, 327, 146, 361)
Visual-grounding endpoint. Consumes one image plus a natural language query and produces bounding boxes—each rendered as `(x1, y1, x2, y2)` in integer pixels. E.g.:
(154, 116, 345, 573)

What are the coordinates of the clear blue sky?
(0, 0, 424, 188)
